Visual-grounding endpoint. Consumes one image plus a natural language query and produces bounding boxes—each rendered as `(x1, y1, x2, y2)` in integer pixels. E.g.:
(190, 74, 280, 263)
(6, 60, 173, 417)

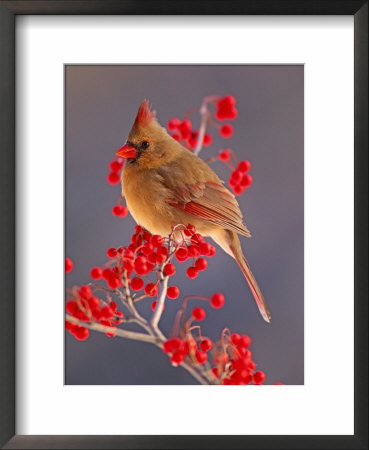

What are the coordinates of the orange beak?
(116, 143, 138, 159)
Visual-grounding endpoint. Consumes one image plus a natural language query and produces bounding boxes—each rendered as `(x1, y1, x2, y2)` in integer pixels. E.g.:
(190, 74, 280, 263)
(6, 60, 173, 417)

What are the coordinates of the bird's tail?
(215, 230, 271, 323)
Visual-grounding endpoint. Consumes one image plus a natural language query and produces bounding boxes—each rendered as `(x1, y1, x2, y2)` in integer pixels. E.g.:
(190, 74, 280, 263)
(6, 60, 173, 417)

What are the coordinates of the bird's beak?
(116, 143, 138, 159)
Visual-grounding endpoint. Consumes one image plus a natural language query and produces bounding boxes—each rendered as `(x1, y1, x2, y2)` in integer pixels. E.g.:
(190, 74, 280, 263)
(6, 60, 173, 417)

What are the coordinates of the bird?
(116, 100, 271, 323)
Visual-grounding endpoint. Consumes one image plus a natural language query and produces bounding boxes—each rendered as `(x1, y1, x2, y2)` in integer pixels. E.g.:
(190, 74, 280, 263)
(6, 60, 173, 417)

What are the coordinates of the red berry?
(210, 293, 225, 309)
(253, 370, 266, 384)
(186, 224, 196, 235)
(151, 235, 164, 247)
(179, 120, 192, 139)
(219, 124, 233, 138)
(191, 233, 203, 245)
(233, 185, 245, 195)
(66, 300, 78, 315)
(88, 296, 100, 309)
(240, 174, 253, 188)
(78, 285, 92, 300)
(198, 242, 212, 256)
(106, 247, 117, 258)
(239, 334, 252, 348)
(231, 333, 240, 345)
(107, 276, 120, 289)
(102, 268, 113, 280)
(130, 277, 144, 291)
(167, 117, 181, 130)
(195, 257, 208, 271)
(101, 305, 114, 319)
(163, 338, 182, 353)
(186, 266, 198, 279)
(207, 245, 216, 257)
(171, 133, 181, 141)
(218, 149, 231, 161)
(90, 267, 102, 280)
(170, 350, 185, 365)
(112, 205, 128, 217)
(107, 172, 120, 185)
(65, 258, 74, 273)
(187, 245, 199, 257)
(145, 283, 158, 297)
(74, 327, 89, 341)
(109, 160, 123, 172)
(231, 170, 243, 182)
(191, 307, 206, 321)
(167, 286, 180, 299)
(200, 338, 213, 352)
(238, 160, 251, 173)
(195, 350, 208, 364)
(163, 263, 176, 276)
(203, 134, 213, 147)
(175, 246, 188, 261)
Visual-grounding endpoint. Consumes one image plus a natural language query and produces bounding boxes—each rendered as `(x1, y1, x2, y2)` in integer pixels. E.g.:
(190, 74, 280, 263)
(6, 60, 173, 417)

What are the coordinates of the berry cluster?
(215, 95, 238, 121)
(167, 118, 213, 151)
(162, 292, 226, 366)
(107, 158, 123, 185)
(229, 160, 253, 195)
(212, 332, 265, 385)
(66, 285, 124, 340)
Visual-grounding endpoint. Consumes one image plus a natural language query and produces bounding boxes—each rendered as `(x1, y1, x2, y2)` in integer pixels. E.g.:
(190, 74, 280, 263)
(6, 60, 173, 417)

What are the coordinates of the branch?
(66, 314, 159, 344)
(194, 103, 208, 156)
(150, 275, 169, 329)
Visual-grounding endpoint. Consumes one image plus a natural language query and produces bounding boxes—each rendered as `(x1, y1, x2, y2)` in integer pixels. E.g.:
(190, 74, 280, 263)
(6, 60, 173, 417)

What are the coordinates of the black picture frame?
(0, 1, 367, 449)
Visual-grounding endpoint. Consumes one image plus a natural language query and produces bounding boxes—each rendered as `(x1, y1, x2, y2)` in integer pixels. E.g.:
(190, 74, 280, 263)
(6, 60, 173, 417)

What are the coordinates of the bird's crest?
(134, 100, 156, 127)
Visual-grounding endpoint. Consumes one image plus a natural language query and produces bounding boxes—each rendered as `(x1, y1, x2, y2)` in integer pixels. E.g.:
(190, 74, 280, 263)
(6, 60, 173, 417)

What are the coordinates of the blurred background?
(65, 65, 304, 385)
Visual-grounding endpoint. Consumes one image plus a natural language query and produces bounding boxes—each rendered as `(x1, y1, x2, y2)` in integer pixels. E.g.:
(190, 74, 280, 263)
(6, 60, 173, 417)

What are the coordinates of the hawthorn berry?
(78, 285, 92, 300)
(65, 257, 74, 274)
(219, 124, 233, 138)
(218, 149, 231, 162)
(167, 286, 180, 299)
(186, 267, 198, 279)
(238, 160, 251, 173)
(240, 174, 253, 188)
(200, 338, 213, 352)
(195, 257, 208, 271)
(167, 118, 181, 130)
(203, 134, 213, 147)
(151, 234, 164, 247)
(112, 205, 128, 217)
(191, 307, 206, 321)
(130, 277, 144, 291)
(90, 267, 102, 280)
(106, 247, 117, 258)
(163, 263, 176, 276)
(195, 350, 208, 364)
(109, 160, 123, 172)
(145, 282, 158, 297)
(107, 172, 120, 185)
(170, 350, 185, 365)
(162, 337, 182, 353)
(74, 326, 89, 341)
(253, 370, 266, 384)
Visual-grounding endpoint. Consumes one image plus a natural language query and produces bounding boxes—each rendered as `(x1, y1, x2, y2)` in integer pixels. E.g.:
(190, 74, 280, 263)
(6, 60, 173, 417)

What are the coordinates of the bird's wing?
(165, 179, 251, 237)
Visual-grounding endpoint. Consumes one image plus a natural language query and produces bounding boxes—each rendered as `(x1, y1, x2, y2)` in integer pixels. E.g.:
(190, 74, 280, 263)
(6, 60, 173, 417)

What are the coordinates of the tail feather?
(231, 249, 271, 323)
(212, 229, 271, 323)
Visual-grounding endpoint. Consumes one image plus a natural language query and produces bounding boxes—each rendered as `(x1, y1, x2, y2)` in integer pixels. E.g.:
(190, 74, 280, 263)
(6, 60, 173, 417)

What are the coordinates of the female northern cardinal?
(116, 100, 271, 323)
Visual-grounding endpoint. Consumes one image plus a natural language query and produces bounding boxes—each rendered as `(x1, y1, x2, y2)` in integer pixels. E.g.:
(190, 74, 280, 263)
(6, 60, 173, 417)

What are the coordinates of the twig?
(150, 275, 169, 328)
(66, 314, 159, 344)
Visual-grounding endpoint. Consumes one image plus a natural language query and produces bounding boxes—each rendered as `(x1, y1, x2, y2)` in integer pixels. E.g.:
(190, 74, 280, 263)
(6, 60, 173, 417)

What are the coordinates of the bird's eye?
(141, 141, 150, 149)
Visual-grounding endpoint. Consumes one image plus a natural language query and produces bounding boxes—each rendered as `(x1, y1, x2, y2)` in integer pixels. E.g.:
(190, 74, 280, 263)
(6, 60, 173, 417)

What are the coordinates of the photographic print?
(65, 65, 304, 385)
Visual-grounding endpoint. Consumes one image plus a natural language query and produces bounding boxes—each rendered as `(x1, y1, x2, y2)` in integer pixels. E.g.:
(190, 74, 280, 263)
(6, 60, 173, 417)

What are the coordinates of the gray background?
(65, 65, 304, 385)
